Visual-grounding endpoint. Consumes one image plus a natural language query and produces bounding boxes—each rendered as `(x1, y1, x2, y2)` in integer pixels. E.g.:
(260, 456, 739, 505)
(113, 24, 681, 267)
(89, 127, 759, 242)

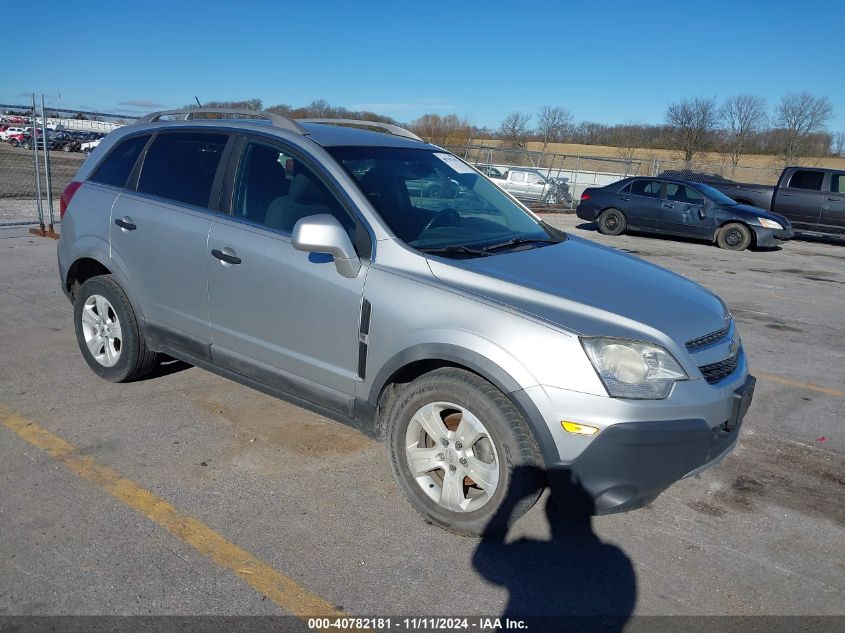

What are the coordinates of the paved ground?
(0, 218, 843, 625)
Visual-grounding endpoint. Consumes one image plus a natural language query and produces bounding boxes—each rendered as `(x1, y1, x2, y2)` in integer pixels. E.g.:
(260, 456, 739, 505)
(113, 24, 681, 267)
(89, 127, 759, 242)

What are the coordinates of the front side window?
(526, 173, 544, 185)
(666, 183, 705, 204)
(788, 170, 824, 191)
(830, 174, 843, 194)
(137, 132, 228, 208)
(90, 134, 151, 188)
(232, 140, 355, 238)
(510, 172, 525, 183)
(327, 146, 561, 254)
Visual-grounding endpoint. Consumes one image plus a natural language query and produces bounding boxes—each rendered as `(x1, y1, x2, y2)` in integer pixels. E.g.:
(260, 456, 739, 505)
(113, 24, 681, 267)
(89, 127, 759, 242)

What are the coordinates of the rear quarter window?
(90, 134, 151, 188)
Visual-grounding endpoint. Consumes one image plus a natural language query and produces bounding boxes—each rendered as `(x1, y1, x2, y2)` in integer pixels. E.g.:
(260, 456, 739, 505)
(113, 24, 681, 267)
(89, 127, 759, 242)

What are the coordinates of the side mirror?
(291, 214, 361, 278)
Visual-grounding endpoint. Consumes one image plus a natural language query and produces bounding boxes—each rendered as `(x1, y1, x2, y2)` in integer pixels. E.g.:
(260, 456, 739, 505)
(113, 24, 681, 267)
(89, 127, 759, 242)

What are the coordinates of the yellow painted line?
(0, 404, 363, 629)
(757, 372, 845, 399)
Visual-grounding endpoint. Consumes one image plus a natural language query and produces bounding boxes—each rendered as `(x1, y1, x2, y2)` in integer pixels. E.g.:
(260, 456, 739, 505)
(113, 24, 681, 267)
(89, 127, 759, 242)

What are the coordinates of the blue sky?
(3, 0, 843, 130)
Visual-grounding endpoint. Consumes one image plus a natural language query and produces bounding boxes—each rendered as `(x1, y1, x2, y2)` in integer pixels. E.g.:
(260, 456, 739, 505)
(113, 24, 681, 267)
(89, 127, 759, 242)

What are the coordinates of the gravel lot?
(0, 217, 842, 627)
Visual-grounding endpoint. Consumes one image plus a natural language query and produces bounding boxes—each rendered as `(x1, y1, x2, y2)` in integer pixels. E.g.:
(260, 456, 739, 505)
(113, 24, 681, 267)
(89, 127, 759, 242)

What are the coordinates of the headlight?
(581, 337, 688, 399)
(758, 217, 783, 230)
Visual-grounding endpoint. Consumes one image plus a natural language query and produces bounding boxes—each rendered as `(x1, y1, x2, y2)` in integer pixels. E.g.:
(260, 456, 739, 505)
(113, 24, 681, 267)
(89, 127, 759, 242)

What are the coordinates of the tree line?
(187, 93, 841, 164)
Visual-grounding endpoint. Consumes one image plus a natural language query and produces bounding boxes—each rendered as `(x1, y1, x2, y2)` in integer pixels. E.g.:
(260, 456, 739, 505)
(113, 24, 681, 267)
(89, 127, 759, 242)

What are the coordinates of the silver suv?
(57, 109, 755, 535)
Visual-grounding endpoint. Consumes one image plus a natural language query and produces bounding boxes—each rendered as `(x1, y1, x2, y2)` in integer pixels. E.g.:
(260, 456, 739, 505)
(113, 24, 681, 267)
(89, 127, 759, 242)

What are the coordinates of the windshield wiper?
(417, 244, 491, 257)
(481, 236, 562, 253)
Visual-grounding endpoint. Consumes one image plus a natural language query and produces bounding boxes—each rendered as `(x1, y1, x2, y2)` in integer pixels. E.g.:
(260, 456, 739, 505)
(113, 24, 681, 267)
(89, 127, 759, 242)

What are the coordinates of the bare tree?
(536, 106, 572, 151)
(832, 132, 845, 157)
(720, 95, 767, 171)
(666, 96, 719, 162)
(773, 92, 834, 163)
(498, 111, 531, 149)
(410, 113, 471, 146)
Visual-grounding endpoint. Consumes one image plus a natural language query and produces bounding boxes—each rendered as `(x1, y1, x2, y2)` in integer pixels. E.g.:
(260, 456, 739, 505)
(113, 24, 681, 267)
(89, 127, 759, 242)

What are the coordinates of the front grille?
(699, 353, 740, 384)
(686, 324, 730, 352)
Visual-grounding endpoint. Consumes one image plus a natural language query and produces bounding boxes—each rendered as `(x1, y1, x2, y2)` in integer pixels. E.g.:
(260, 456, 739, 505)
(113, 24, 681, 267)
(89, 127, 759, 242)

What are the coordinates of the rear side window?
(137, 132, 228, 208)
(630, 180, 662, 198)
(788, 170, 824, 191)
(511, 172, 525, 182)
(90, 134, 151, 187)
(831, 174, 843, 194)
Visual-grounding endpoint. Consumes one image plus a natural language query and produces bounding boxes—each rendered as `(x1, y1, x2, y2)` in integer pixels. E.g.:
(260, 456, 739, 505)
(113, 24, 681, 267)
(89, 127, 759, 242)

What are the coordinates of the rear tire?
(74, 275, 158, 382)
(597, 208, 626, 236)
(386, 368, 545, 536)
(717, 223, 752, 251)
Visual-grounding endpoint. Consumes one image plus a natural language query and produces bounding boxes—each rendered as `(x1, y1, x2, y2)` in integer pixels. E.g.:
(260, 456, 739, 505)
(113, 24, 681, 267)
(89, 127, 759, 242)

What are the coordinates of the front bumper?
(753, 224, 795, 247)
(544, 375, 755, 514)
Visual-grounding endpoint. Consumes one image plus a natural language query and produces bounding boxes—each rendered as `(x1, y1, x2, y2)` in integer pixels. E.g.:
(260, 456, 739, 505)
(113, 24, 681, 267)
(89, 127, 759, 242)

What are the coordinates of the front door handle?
(620, 196, 630, 201)
(828, 197, 841, 201)
(211, 248, 241, 265)
(663, 203, 675, 209)
(114, 217, 136, 231)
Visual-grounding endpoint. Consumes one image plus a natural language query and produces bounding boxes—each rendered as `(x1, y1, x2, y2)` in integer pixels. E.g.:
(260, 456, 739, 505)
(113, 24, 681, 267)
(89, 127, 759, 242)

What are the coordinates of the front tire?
(597, 208, 626, 236)
(717, 223, 752, 251)
(386, 368, 544, 536)
(74, 275, 158, 382)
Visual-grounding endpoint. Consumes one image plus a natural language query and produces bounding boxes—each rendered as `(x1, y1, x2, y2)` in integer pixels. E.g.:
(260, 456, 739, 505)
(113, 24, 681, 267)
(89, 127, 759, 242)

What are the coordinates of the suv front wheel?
(386, 368, 544, 536)
(73, 275, 158, 382)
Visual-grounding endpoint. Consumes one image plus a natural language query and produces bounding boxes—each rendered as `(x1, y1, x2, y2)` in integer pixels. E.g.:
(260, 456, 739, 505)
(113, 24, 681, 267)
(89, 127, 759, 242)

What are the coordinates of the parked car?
(680, 167, 845, 238)
(0, 126, 25, 141)
(475, 164, 506, 179)
(58, 109, 754, 535)
(405, 172, 459, 199)
(488, 167, 573, 206)
(577, 177, 794, 250)
(80, 137, 102, 155)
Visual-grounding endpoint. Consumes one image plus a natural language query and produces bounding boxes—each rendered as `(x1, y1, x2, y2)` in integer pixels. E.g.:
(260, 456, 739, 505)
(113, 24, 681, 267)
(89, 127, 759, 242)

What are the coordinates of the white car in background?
(80, 138, 102, 155)
(0, 126, 25, 140)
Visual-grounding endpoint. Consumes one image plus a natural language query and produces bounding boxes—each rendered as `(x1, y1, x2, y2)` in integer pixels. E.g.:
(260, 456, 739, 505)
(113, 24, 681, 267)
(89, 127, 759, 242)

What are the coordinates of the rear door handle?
(114, 217, 136, 231)
(620, 196, 630, 201)
(663, 203, 675, 209)
(828, 197, 841, 201)
(211, 248, 241, 265)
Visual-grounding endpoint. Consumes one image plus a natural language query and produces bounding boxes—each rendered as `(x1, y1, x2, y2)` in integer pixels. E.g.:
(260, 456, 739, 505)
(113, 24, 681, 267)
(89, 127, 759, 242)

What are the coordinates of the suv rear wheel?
(386, 368, 544, 536)
(74, 275, 158, 382)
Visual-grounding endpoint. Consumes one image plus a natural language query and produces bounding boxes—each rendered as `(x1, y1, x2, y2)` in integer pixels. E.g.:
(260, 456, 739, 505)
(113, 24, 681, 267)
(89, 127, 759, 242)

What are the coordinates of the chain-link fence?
(0, 112, 88, 231)
(446, 144, 786, 210)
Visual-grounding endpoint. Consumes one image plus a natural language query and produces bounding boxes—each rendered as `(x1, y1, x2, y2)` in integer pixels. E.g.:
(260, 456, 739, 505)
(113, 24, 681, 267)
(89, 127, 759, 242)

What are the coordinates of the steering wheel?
(423, 208, 461, 232)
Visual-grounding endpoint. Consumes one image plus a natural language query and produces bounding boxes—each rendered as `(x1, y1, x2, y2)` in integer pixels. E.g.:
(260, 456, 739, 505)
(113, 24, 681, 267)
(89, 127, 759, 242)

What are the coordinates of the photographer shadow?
(472, 468, 636, 631)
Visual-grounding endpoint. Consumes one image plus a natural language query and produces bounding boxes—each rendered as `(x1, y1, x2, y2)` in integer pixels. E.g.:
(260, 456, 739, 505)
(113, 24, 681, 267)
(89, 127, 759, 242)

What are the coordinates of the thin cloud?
(118, 99, 165, 108)
(350, 101, 455, 112)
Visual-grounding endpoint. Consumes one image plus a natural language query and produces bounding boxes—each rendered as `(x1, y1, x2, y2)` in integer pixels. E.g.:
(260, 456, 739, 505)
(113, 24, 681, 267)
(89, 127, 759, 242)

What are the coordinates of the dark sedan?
(576, 177, 794, 250)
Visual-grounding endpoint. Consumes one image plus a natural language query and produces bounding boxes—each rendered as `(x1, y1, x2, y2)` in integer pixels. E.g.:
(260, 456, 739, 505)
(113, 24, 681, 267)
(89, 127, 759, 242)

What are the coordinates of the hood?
(426, 235, 728, 348)
(730, 203, 791, 227)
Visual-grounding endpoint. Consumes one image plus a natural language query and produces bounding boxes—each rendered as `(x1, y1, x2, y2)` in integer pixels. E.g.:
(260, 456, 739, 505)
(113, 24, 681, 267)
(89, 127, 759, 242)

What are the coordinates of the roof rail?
(299, 118, 423, 142)
(138, 108, 305, 134)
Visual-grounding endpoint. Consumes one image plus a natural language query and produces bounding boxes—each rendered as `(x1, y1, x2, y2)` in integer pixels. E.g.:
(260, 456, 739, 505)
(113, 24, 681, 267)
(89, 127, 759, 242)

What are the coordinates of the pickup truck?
(676, 167, 845, 237)
(480, 166, 573, 206)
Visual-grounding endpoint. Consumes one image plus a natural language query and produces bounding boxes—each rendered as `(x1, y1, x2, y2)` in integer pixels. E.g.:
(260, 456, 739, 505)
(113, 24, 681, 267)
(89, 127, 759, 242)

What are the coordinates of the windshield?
(696, 183, 738, 206)
(327, 146, 561, 254)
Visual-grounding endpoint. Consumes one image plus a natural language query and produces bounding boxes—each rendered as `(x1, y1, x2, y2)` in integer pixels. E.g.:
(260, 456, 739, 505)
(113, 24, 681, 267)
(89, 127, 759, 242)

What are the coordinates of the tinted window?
(666, 183, 705, 204)
(618, 182, 632, 193)
(831, 174, 843, 194)
(90, 134, 150, 187)
(788, 170, 824, 191)
(233, 140, 355, 238)
(630, 180, 662, 198)
(137, 132, 228, 207)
